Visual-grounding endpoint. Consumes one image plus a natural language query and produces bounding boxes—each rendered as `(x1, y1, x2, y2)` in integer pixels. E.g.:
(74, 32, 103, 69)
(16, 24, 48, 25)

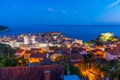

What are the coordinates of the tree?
(0, 43, 18, 67)
(0, 43, 15, 56)
(108, 60, 120, 80)
(0, 54, 18, 67)
(17, 57, 28, 66)
(84, 41, 93, 46)
(0, 25, 9, 31)
(74, 63, 105, 80)
(97, 33, 119, 43)
(95, 39, 103, 46)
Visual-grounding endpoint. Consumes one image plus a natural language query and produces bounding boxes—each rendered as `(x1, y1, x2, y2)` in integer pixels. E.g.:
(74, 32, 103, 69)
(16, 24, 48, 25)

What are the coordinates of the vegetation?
(74, 63, 105, 80)
(17, 57, 28, 66)
(0, 43, 15, 56)
(107, 60, 120, 80)
(84, 41, 93, 46)
(0, 43, 17, 67)
(85, 32, 119, 46)
(0, 31, 119, 80)
(0, 25, 9, 31)
(0, 55, 18, 67)
(49, 46, 61, 51)
(0, 43, 27, 67)
(74, 57, 120, 80)
(97, 33, 119, 43)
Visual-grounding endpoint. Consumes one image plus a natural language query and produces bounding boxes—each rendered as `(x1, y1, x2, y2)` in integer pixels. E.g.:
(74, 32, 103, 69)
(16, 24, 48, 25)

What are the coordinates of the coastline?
(0, 25, 120, 41)
(0, 25, 9, 32)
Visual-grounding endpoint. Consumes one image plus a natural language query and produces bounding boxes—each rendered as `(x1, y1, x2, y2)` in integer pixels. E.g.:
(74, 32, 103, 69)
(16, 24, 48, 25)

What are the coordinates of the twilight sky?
(0, 0, 120, 25)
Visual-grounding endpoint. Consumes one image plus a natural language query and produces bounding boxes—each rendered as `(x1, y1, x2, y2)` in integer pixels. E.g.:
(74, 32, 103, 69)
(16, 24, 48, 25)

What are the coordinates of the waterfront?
(1, 25, 120, 41)
(0, 31, 120, 80)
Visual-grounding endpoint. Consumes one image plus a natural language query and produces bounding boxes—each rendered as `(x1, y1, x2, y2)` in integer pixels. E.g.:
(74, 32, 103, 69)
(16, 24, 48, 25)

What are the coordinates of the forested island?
(0, 25, 9, 31)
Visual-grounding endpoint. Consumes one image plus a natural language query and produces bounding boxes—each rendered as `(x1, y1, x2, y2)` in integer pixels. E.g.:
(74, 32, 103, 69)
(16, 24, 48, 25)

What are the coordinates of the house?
(39, 43, 48, 48)
(24, 48, 47, 60)
(74, 39, 83, 45)
(50, 53, 62, 62)
(71, 47, 83, 53)
(72, 43, 80, 48)
(62, 40, 72, 48)
(70, 53, 84, 64)
(80, 50, 88, 55)
(31, 48, 45, 54)
(29, 53, 47, 64)
(80, 49, 88, 55)
(24, 50, 35, 59)
(92, 49, 106, 59)
(0, 65, 64, 80)
(62, 48, 71, 55)
(106, 43, 120, 61)
(31, 48, 40, 51)
(14, 49, 26, 57)
(85, 46, 95, 51)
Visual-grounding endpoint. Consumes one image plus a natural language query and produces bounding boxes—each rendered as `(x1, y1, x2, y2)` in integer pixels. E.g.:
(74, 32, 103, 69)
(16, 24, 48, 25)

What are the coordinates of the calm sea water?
(1, 25, 120, 41)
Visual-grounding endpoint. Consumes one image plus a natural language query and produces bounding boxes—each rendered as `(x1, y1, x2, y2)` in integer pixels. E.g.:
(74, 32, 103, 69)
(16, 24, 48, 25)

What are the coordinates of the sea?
(1, 25, 120, 42)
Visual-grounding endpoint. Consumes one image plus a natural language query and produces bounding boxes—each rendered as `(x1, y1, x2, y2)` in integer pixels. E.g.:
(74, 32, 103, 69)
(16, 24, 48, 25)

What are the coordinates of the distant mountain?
(0, 25, 9, 31)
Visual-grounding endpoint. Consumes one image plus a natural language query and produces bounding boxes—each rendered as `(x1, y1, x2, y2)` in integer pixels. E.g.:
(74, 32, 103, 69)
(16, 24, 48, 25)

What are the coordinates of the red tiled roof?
(72, 47, 84, 52)
(72, 43, 80, 46)
(117, 42, 120, 47)
(92, 49, 103, 54)
(62, 48, 71, 55)
(107, 43, 120, 55)
(30, 53, 47, 58)
(70, 53, 83, 60)
(16, 50, 24, 53)
(25, 50, 36, 54)
(0, 65, 64, 80)
(107, 49, 120, 55)
(96, 49, 103, 52)
(70, 53, 84, 64)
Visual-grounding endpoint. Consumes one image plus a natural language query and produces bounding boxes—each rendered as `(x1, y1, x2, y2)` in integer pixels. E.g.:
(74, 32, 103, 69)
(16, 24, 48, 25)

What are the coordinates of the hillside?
(0, 25, 9, 31)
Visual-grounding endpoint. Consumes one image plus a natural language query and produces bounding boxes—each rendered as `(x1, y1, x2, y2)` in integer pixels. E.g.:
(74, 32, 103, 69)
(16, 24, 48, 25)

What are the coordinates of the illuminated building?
(24, 36, 29, 44)
(30, 36, 36, 44)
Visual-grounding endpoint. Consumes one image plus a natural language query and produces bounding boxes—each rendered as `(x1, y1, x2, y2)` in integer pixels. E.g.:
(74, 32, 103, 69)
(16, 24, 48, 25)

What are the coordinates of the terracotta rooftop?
(72, 47, 84, 52)
(0, 65, 64, 80)
(72, 43, 80, 46)
(16, 50, 24, 53)
(91, 49, 103, 54)
(107, 43, 120, 55)
(70, 53, 83, 60)
(70, 53, 84, 64)
(30, 53, 47, 58)
(25, 50, 36, 54)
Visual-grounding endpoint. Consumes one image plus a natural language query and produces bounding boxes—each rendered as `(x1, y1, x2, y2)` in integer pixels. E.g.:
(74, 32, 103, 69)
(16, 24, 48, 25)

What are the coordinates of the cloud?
(47, 8, 67, 13)
(107, 0, 120, 9)
(48, 8, 56, 12)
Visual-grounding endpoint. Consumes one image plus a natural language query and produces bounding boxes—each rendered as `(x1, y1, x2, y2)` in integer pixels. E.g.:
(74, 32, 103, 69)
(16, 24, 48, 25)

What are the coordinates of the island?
(0, 25, 9, 31)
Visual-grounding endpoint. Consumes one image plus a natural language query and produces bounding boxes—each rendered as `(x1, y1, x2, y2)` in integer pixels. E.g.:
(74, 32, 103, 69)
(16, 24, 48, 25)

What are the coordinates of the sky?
(0, 0, 120, 26)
